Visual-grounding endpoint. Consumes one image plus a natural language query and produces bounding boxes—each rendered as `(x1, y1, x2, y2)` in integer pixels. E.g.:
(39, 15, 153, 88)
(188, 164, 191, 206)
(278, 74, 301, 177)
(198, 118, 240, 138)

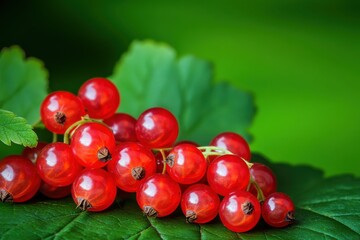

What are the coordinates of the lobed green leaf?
(110, 40, 256, 143)
(0, 46, 48, 126)
(0, 109, 38, 147)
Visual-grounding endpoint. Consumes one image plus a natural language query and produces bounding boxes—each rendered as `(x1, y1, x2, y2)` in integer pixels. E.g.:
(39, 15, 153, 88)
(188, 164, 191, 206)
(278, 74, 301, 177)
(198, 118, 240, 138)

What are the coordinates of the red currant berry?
(210, 132, 251, 161)
(0, 155, 41, 202)
(40, 182, 71, 199)
(181, 184, 220, 224)
(166, 143, 207, 185)
(107, 142, 156, 192)
(70, 122, 116, 169)
(207, 154, 250, 196)
(262, 192, 295, 228)
(219, 190, 261, 233)
(78, 77, 120, 119)
(36, 143, 82, 187)
(21, 142, 47, 164)
(249, 163, 277, 198)
(135, 107, 179, 148)
(103, 113, 137, 142)
(136, 173, 181, 217)
(72, 169, 117, 212)
(40, 91, 85, 134)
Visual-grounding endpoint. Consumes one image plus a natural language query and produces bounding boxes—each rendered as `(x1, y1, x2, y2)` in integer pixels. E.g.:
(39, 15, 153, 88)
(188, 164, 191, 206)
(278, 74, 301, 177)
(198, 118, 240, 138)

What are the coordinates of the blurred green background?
(1, 0, 359, 176)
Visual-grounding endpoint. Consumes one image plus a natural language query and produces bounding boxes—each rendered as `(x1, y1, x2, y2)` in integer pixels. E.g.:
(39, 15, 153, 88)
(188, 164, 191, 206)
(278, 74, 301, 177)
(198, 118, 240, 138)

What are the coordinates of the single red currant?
(207, 154, 250, 196)
(72, 169, 117, 212)
(70, 122, 116, 169)
(107, 142, 156, 192)
(249, 163, 277, 198)
(104, 113, 137, 142)
(219, 190, 261, 233)
(210, 132, 251, 161)
(262, 192, 295, 228)
(39, 182, 71, 199)
(135, 107, 179, 148)
(136, 173, 181, 217)
(166, 143, 207, 185)
(0, 155, 41, 202)
(181, 184, 220, 224)
(78, 77, 120, 119)
(21, 142, 47, 164)
(40, 91, 86, 134)
(36, 142, 82, 187)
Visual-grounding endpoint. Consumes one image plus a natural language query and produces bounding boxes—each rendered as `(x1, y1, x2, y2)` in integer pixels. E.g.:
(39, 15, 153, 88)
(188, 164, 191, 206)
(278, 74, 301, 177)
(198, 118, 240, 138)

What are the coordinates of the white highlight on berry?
(48, 96, 59, 111)
(79, 127, 92, 146)
(85, 83, 97, 100)
(189, 192, 199, 204)
(216, 162, 228, 177)
(45, 147, 57, 167)
(226, 197, 238, 213)
(1, 165, 14, 181)
(143, 113, 155, 130)
(177, 149, 185, 165)
(268, 197, 276, 211)
(119, 149, 130, 166)
(80, 176, 93, 190)
(144, 182, 156, 197)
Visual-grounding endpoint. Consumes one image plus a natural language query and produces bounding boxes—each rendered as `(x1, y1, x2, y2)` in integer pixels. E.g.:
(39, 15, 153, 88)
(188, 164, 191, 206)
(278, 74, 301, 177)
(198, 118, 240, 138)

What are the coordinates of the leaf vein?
(300, 208, 359, 236)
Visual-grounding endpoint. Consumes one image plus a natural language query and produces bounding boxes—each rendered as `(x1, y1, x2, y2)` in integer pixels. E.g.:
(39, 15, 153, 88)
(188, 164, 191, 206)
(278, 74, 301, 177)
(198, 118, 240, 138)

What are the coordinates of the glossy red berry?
(0, 155, 41, 202)
(36, 143, 82, 187)
(107, 142, 156, 192)
(136, 173, 181, 217)
(262, 192, 295, 228)
(72, 169, 117, 212)
(40, 91, 86, 134)
(70, 122, 116, 169)
(39, 182, 71, 199)
(104, 113, 137, 142)
(135, 107, 179, 148)
(219, 190, 261, 233)
(21, 142, 47, 164)
(166, 143, 207, 185)
(210, 132, 251, 161)
(78, 77, 120, 119)
(249, 163, 277, 198)
(207, 154, 250, 196)
(181, 184, 220, 224)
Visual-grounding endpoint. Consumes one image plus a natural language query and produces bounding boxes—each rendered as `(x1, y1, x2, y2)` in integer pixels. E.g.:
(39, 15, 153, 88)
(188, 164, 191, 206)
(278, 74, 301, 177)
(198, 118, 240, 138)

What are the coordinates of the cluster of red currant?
(0, 77, 295, 233)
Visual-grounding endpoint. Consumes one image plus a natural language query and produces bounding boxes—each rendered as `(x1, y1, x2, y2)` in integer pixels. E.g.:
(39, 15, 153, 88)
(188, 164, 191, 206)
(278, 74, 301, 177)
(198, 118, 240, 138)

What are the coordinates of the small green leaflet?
(0, 109, 38, 147)
(0, 154, 359, 239)
(110, 40, 255, 143)
(0, 46, 48, 126)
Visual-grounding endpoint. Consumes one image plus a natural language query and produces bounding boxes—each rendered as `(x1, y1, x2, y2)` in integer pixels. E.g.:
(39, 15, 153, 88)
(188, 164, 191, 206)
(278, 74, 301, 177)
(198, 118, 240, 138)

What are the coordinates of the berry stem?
(52, 133, 58, 143)
(159, 149, 167, 174)
(250, 176, 265, 202)
(197, 146, 253, 168)
(63, 116, 107, 144)
(153, 146, 253, 169)
(152, 147, 173, 152)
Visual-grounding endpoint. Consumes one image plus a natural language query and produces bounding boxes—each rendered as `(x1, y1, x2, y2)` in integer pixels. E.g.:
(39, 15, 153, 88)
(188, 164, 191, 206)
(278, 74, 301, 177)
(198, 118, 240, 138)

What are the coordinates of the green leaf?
(0, 154, 359, 239)
(0, 109, 38, 147)
(110, 40, 255, 142)
(0, 46, 48, 126)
